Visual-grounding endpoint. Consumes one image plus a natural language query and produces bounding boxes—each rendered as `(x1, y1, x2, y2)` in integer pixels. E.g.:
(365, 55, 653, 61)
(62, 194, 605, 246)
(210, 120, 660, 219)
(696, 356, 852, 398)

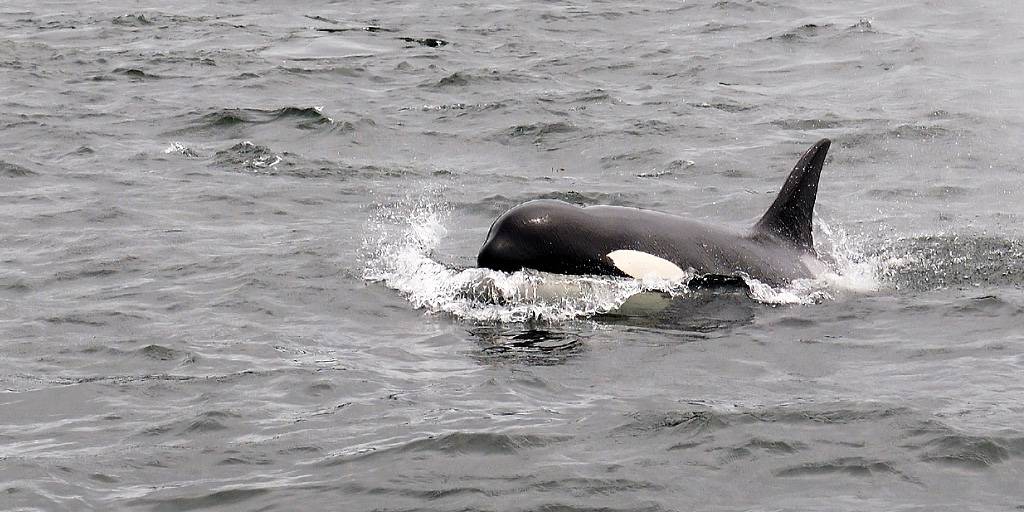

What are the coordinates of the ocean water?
(2, 1, 1024, 510)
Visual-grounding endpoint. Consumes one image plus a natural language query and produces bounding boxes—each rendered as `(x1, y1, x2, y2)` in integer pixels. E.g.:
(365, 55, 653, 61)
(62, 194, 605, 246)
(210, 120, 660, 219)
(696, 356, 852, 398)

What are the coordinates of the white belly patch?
(607, 250, 686, 281)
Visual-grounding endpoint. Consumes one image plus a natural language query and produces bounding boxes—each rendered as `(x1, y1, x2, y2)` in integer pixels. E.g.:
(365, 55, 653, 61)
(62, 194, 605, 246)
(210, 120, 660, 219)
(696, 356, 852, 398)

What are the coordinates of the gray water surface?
(3, 1, 1024, 510)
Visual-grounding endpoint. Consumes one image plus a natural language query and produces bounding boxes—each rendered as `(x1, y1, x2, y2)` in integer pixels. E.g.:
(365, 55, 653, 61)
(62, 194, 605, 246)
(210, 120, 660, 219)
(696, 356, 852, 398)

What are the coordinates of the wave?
(167, 106, 340, 138)
(774, 457, 917, 481)
(198, 141, 430, 181)
(130, 488, 269, 511)
(213, 141, 284, 172)
(764, 20, 887, 44)
(470, 326, 588, 366)
(493, 121, 578, 145)
(110, 12, 206, 27)
(317, 430, 572, 468)
(0, 160, 37, 177)
(464, 191, 642, 216)
(112, 68, 164, 80)
(423, 69, 537, 89)
(398, 101, 508, 113)
(874, 234, 1024, 291)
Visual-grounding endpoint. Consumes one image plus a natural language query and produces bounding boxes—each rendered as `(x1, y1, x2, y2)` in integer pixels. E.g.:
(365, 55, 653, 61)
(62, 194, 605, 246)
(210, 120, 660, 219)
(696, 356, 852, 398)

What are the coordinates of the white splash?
(361, 195, 687, 322)
(813, 218, 882, 293)
(164, 141, 199, 158)
(744, 218, 881, 305)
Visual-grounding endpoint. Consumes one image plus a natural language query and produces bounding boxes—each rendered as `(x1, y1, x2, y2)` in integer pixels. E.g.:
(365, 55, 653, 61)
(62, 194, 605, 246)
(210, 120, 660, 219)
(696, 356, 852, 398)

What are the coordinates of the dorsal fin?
(753, 138, 831, 251)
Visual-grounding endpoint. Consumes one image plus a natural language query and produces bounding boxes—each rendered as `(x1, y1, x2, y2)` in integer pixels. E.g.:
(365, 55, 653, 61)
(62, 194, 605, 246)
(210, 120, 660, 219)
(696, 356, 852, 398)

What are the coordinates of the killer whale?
(477, 139, 832, 287)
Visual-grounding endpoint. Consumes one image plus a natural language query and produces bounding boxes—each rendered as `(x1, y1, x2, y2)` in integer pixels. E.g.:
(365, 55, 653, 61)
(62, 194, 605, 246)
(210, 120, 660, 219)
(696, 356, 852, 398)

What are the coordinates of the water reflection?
(600, 289, 756, 333)
(468, 326, 588, 366)
(466, 289, 758, 365)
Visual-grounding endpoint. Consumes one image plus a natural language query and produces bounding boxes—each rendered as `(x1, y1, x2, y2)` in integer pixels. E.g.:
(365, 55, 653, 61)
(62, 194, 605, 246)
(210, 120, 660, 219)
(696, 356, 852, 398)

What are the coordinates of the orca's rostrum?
(477, 139, 832, 287)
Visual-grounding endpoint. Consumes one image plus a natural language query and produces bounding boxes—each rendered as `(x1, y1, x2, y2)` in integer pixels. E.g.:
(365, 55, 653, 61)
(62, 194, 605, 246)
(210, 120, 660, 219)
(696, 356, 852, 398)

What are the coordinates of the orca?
(476, 139, 832, 287)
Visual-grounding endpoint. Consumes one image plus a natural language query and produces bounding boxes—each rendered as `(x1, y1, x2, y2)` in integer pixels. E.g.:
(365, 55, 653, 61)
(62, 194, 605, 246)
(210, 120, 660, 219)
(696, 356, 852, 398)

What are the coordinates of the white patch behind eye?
(607, 250, 686, 281)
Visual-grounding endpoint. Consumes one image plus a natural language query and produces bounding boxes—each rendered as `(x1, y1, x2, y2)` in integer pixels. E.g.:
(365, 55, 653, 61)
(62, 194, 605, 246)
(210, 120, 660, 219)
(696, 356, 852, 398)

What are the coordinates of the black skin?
(477, 139, 832, 287)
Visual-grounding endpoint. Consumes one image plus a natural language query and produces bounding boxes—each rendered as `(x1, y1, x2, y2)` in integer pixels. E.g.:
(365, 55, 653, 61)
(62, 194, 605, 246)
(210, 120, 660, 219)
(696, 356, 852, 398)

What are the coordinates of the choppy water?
(3, 1, 1024, 510)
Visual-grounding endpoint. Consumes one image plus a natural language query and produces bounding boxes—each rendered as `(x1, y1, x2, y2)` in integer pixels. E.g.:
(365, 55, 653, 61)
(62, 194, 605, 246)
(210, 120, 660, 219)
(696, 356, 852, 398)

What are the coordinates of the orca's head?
(477, 230, 523, 272)
(477, 200, 577, 273)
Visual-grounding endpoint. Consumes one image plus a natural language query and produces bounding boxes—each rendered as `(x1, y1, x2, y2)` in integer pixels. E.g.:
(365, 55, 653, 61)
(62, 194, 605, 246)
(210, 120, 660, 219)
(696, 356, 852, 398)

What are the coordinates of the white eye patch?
(607, 250, 686, 281)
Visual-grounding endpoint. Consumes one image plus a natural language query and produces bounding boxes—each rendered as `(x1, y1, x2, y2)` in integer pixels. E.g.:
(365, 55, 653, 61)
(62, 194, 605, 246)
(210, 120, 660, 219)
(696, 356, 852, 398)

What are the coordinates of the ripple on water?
(877, 235, 1024, 290)
(318, 431, 572, 466)
(493, 121, 578, 145)
(206, 142, 420, 180)
(212, 141, 284, 172)
(135, 344, 186, 362)
(470, 326, 588, 366)
(911, 432, 1024, 469)
(0, 161, 38, 177)
(618, 402, 917, 443)
(465, 191, 642, 216)
(424, 68, 538, 89)
(766, 23, 834, 43)
(770, 117, 845, 130)
(773, 457, 918, 483)
(131, 488, 271, 512)
(599, 148, 665, 170)
(622, 119, 677, 136)
(843, 122, 962, 148)
(167, 106, 338, 139)
(111, 67, 163, 81)
(140, 410, 240, 437)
